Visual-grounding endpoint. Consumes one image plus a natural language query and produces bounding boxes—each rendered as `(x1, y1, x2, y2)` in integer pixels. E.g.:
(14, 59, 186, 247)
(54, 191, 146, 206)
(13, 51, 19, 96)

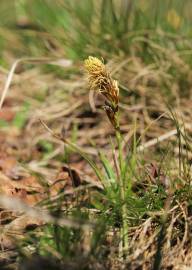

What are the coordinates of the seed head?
(84, 56, 119, 109)
(84, 56, 120, 130)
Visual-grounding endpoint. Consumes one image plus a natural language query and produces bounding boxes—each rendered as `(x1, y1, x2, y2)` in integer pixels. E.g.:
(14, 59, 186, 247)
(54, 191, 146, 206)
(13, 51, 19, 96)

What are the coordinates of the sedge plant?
(39, 56, 141, 260)
(84, 56, 129, 257)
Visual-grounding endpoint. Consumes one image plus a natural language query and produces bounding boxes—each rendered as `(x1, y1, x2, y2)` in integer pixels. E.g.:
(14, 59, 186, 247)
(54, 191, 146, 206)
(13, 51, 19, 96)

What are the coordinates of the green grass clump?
(1, 0, 192, 58)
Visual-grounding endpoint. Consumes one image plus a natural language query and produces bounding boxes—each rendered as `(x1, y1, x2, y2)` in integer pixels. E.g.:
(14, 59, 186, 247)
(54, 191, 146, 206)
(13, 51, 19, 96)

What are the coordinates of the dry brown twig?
(0, 57, 72, 109)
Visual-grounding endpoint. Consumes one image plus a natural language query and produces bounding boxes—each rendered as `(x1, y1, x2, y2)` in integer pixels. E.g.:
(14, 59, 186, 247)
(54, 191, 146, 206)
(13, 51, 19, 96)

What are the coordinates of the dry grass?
(0, 13, 192, 268)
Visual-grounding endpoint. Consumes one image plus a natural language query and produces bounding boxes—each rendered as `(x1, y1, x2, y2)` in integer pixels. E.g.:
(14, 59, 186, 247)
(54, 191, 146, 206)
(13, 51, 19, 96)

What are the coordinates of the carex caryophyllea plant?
(84, 56, 130, 257)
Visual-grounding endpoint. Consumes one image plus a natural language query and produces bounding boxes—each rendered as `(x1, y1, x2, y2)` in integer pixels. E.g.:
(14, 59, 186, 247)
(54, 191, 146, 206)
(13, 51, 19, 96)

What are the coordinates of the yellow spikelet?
(84, 56, 120, 130)
(84, 56, 119, 108)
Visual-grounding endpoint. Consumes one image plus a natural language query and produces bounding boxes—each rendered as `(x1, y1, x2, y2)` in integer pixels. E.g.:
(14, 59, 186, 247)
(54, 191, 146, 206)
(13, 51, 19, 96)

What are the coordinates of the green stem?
(116, 130, 128, 258)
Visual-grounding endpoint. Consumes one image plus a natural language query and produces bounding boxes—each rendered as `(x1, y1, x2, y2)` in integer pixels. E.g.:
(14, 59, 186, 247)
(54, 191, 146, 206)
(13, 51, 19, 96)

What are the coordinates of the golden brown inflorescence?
(84, 56, 120, 130)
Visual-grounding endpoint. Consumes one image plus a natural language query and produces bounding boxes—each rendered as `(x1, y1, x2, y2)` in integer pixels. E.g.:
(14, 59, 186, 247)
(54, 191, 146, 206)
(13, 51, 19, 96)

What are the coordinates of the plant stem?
(116, 130, 129, 258)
